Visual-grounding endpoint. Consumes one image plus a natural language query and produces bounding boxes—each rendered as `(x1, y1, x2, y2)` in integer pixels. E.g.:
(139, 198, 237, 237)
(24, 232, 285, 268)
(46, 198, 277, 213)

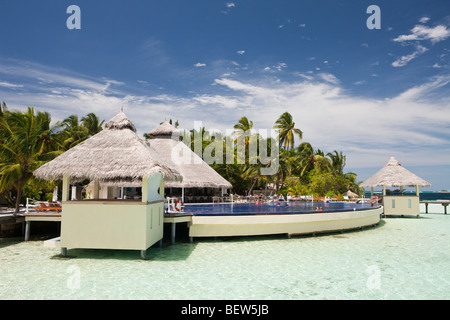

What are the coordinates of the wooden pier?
(164, 212, 193, 244)
(22, 213, 61, 241)
(0, 212, 61, 240)
(421, 200, 450, 214)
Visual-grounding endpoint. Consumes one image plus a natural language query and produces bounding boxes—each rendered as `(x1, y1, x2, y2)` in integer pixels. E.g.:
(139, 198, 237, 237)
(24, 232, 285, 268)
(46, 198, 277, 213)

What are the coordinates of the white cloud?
(237, 50, 245, 55)
(392, 45, 428, 67)
(226, 2, 235, 8)
(318, 73, 340, 85)
(1, 59, 449, 171)
(0, 81, 23, 88)
(419, 17, 430, 24)
(262, 62, 287, 72)
(0, 59, 121, 93)
(393, 24, 450, 44)
(194, 62, 206, 67)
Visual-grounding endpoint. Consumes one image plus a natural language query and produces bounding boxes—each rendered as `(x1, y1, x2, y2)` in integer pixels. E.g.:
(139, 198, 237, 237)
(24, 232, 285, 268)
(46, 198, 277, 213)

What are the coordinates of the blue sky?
(0, 0, 449, 190)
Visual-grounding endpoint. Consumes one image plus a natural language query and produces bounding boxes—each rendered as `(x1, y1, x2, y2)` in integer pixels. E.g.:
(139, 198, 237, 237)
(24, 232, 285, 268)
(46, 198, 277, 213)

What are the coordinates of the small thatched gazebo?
(34, 111, 182, 259)
(362, 156, 430, 217)
(146, 121, 232, 203)
(343, 190, 359, 198)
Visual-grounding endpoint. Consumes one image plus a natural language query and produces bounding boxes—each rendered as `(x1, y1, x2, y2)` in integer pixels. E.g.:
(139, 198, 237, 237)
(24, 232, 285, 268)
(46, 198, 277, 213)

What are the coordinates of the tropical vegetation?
(0, 102, 104, 213)
(177, 112, 364, 198)
(0, 101, 363, 213)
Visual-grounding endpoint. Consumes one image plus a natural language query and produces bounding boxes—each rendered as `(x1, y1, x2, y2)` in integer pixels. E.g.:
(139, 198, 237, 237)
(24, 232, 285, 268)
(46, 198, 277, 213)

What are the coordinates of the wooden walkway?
(421, 200, 450, 214)
(22, 213, 61, 241)
(0, 212, 61, 240)
(164, 212, 193, 245)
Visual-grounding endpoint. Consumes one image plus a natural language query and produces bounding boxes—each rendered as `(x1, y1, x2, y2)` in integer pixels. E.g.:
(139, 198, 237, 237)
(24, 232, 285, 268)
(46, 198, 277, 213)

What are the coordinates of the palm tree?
(55, 115, 89, 150)
(233, 116, 254, 164)
(81, 113, 104, 136)
(0, 101, 7, 117)
(233, 116, 253, 142)
(164, 119, 179, 128)
(0, 107, 60, 213)
(327, 150, 346, 176)
(312, 149, 331, 173)
(56, 113, 104, 150)
(274, 112, 302, 150)
(297, 142, 315, 177)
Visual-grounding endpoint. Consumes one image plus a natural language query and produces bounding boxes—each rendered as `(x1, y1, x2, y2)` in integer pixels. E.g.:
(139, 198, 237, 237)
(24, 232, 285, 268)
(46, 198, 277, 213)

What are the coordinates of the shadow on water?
(46, 214, 418, 260)
(50, 223, 198, 261)
(0, 237, 23, 249)
(50, 241, 198, 262)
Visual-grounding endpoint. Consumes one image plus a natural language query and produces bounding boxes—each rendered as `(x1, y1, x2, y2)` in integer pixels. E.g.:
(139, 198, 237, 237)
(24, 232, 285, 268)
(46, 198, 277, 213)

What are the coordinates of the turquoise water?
(0, 203, 449, 300)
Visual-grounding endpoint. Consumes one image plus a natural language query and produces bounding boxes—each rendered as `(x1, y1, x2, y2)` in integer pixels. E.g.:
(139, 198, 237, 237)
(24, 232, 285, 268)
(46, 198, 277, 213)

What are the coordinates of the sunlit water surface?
(0, 204, 449, 300)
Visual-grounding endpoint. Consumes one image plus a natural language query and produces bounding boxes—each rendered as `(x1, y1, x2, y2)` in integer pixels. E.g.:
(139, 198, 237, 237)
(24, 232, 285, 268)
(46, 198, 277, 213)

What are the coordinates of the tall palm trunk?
(14, 176, 24, 214)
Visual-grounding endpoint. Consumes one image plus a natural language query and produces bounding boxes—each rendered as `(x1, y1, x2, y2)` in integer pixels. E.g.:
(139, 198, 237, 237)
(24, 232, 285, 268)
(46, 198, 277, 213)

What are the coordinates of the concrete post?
(62, 175, 70, 202)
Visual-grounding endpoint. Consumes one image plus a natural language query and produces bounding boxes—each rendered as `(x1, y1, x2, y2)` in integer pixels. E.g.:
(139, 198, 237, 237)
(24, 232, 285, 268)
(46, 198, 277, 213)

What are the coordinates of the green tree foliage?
(179, 111, 363, 198)
(0, 103, 104, 212)
(274, 111, 302, 150)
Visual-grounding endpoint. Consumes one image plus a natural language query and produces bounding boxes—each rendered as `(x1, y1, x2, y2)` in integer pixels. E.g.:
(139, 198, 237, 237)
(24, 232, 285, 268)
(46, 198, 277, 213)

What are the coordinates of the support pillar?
(140, 250, 147, 260)
(24, 221, 31, 241)
(182, 187, 184, 203)
(61, 247, 67, 257)
(62, 175, 70, 202)
(159, 178, 164, 198)
(171, 222, 176, 245)
(93, 179, 100, 199)
(52, 186, 58, 202)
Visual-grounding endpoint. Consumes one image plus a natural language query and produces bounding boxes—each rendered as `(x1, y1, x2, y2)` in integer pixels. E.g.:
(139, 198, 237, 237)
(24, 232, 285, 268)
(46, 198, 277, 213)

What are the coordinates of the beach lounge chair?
(36, 202, 62, 213)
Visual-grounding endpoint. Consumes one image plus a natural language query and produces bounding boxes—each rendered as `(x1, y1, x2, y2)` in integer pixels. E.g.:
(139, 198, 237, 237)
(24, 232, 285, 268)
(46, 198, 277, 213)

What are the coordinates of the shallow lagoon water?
(1, 203, 449, 300)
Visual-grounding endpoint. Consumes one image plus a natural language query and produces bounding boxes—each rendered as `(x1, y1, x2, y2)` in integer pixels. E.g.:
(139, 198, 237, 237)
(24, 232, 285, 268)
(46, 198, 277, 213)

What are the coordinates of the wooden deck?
(22, 213, 61, 241)
(421, 200, 450, 214)
(0, 212, 61, 240)
(164, 212, 193, 244)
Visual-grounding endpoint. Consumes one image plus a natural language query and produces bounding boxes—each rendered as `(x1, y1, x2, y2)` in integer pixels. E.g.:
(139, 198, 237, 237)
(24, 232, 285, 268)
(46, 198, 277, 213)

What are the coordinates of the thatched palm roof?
(147, 133, 232, 189)
(147, 121, 181, 139)
(343, 190, 359, 198)
(361, 157, 430, 188)
(34, 111, 182, 183)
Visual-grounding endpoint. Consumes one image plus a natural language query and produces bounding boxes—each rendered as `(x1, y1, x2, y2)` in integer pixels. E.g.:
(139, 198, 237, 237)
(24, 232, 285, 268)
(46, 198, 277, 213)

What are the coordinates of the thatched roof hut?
(361, 156, 430, 188)
(147, 121, 181, 139)
(146, 122, 232, 189)
(34, 111, 182, 184)
(343, 190, 359, 198)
